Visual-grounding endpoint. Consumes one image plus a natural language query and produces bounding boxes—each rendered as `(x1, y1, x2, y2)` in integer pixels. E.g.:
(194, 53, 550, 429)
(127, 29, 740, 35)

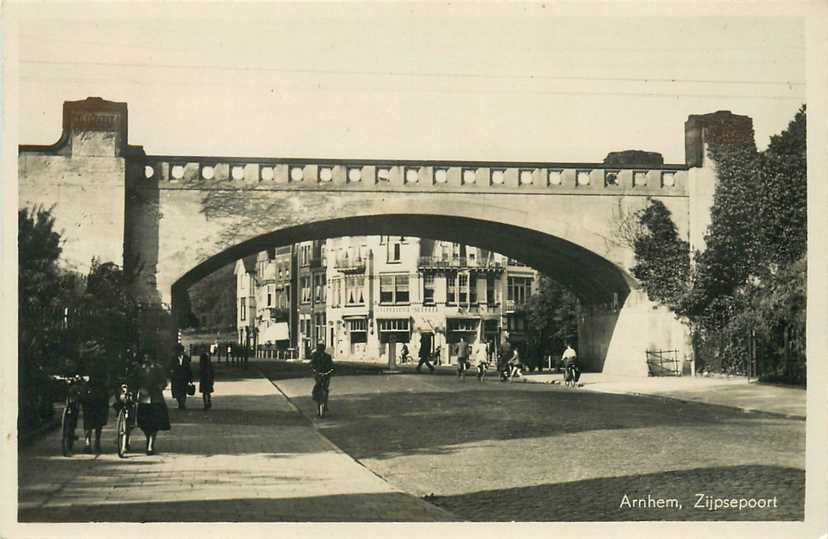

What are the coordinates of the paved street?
(17, 368, 454, 522)
(19, 362, 805, 522)
(266, 364, 805, 521)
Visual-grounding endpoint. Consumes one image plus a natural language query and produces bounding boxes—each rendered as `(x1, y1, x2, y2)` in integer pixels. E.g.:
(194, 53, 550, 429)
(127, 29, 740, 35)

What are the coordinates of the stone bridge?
(19, 97, 753, 375)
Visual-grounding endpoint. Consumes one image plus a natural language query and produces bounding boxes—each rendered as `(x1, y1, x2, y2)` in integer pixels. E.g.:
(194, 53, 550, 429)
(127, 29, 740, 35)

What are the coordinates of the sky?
(13, 3, 806, 164)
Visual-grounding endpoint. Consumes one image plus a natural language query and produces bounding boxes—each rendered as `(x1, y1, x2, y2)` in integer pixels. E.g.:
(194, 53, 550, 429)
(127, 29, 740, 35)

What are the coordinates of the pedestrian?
(226, 344, 232, 366)
(416, 338, 435, 373)
(475, 342, 489, 382)
(310, 342, 335, 414)
(456, 337, 470, 380)
(199, 351, 215, 410)
(509, 348, 524, 381)
(80, 361, 109, 454)
(170, 345, 193, 410)
(497, 340, 513, 382)
(137, 354, 171, 455)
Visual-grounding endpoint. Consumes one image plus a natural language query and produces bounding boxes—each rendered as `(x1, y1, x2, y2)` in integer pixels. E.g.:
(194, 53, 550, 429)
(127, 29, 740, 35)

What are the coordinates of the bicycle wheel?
(116, 408, 128, 458)
(61, 405, 74, 456)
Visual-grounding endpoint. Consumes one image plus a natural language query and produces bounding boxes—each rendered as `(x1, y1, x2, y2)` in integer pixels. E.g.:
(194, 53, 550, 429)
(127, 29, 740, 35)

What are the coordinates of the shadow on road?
(427, 464, 805, 521)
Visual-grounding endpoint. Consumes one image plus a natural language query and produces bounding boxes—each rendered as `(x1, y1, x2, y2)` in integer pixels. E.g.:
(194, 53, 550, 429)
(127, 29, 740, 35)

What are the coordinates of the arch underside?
(171, 214, 634, 307)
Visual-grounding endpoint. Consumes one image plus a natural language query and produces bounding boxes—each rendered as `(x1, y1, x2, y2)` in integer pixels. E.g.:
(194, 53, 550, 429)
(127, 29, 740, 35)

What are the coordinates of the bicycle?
(564, 364, 581, 389)
(312, 369, 334, 418)
(53, 375, 89, 456)
(114, 384, 138, 458)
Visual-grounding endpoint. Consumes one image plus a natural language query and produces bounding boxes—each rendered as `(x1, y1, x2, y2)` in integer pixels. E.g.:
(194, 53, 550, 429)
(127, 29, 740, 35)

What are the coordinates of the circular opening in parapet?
(491, 169, 505, 185)
(377, 168, 391, 182)
(348, 167, 362, 182)
(548, 170, 562, 186)
(319, 167, 333, 182)
(577, 171, 590, 186)
(290, 167, 304, 182)
(519, 169, 534, 185)
(231, 166, 245, 181)
(462, 169, 476, 185)
(606, 171, 620, 186)
(434, 168, 447, 183)
(201, 165, 215, 180)
(171, 165, 185, 180)
(144, 165, 155, 179)
(633, 171, 648, 187)
(260, 166, 274, 181)
(662, 172, 675, 187)
(405, 168, 419, 184)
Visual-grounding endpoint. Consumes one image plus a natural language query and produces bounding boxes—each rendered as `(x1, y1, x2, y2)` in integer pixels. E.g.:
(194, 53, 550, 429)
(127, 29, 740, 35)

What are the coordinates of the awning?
(260, 322, 289, 342)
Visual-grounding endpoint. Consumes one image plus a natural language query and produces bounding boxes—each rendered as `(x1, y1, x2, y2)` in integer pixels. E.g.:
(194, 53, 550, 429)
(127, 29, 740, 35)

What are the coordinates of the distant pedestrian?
(137, 354, 171, 455)
(456, 337, 470, 380)
(416, 339, 434, 373)
(226, 344, 232, 365)
(475, 343, 489, 382)
(400, 343, 411, 364)
(199, 352, 215, 410)
(170, 346, 193, 410)
(563, 343, 580, 388)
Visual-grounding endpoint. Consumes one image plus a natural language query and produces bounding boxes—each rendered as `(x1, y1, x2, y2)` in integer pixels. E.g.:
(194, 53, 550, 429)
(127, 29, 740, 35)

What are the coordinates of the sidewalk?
(18, 373, 456, 522)
(521, 372, 806, 419)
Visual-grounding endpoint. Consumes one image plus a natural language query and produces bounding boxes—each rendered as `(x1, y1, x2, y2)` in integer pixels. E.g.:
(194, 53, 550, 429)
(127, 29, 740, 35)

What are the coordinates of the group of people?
(71, 344, 218, 456)
(413, 337, 579, 384)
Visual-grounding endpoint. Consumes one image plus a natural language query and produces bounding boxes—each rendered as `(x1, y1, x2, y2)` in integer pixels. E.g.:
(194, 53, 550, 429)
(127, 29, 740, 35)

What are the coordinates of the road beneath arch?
(18, 361, 804, 522)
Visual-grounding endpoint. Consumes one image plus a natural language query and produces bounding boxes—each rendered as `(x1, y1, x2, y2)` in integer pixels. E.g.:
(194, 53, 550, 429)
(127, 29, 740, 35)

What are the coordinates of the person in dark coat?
(81, 368, 109, 454)
(170, 346, 193, 409)
(198, 352, 215, 410)
(416, 338, 435, 373)
(138, 354, 171, 455)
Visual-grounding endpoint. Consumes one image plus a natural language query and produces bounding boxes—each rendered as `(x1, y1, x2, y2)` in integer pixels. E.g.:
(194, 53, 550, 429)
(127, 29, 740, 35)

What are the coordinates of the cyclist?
(310, 342, 334, 414)
(563, 343, 580, 388)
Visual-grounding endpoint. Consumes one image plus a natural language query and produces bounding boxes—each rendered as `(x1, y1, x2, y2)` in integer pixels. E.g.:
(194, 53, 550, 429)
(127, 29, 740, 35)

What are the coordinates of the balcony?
(418, 256, 504, 271)
(334, 257, 366, 274)
(504, 300, 528, 312)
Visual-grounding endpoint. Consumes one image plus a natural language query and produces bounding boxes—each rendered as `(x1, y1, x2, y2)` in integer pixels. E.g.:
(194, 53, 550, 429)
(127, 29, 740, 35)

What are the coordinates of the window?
(507, 277, 532, 305)
(446, 273, 457, 305)
(448, 319, 477, 332)
(267, 285, 273, 307)
(380, 274, 409, 304)
(458, 274, 469, 304)
(240, 297, 247, 321)
(388, 241, 402, 262)
(486, 276, 498, 305)
(346, 275, 365, 305)
(315, 313, 326, 344)
(301, 276, 311, 304)
(423, 273, 435, 304)
(378, 319, 409, 332)
(314, 274, 325, 303)
(348, 318, 367, 344)
(469, 276, 478, 304)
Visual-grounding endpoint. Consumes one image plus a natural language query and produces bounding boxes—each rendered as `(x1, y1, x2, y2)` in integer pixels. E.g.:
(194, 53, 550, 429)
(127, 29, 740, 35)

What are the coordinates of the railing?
(334, 258, 366, 273)
(646, 349, 681, 376)
(136, 158, 689, 196)
(417, 256, 504, 270)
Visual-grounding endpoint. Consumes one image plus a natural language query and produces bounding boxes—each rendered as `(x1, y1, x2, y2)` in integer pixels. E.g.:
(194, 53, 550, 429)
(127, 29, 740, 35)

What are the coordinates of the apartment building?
(236, 236, 538, 363)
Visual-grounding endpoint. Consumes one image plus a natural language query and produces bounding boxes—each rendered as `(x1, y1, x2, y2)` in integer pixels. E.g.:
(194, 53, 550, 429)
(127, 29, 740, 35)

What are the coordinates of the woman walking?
(199, 351, 215, 410)
(81, 367, 109, 454)
(170, 345, 193, 410)
(137, 354, 171, 455)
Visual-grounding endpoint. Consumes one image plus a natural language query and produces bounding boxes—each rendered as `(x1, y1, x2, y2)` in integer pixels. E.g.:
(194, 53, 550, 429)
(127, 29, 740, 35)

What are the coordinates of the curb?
(519, 376, 806, 420)
(257, 368, 461, 522)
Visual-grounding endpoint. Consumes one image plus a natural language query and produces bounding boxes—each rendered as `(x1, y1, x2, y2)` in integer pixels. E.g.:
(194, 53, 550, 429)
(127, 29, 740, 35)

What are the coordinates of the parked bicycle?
(113, 383, 139, 458)
(312, 368, 334, 418)
(53, 374, 89, 456)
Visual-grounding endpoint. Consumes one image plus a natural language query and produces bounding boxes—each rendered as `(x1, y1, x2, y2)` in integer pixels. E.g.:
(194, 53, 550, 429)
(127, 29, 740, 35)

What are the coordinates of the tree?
(630, 199, 690, 312)
(523, 276, 580, 368)
(18, 206, 81, 429)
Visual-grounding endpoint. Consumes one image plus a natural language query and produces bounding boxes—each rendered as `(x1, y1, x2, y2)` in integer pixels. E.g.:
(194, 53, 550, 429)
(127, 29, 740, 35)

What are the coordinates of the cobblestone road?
(17, 369, 454, 522)
(268, 367, 805, 521)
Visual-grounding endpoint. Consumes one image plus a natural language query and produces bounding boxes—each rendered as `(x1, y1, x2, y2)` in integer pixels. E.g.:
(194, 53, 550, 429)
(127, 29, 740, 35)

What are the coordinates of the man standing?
(170, 345, 193, 410)
(457, 337, 470, 380)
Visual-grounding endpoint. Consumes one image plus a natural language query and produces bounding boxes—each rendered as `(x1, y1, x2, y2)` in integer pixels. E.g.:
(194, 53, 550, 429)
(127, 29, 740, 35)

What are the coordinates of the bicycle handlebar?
(313, 369, 334, 377)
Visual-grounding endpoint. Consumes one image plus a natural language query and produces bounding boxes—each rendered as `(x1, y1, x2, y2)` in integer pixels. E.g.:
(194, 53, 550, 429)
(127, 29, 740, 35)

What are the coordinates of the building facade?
(237, 236, 538, 364)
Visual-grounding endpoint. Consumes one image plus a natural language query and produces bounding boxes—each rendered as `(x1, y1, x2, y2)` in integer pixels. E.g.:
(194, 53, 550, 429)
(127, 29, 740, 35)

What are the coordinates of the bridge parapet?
(133, 155, 689, 197)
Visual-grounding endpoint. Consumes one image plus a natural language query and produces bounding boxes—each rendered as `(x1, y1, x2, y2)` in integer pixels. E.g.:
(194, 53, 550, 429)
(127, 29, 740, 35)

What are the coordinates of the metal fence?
(645, 349, 681, 376)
